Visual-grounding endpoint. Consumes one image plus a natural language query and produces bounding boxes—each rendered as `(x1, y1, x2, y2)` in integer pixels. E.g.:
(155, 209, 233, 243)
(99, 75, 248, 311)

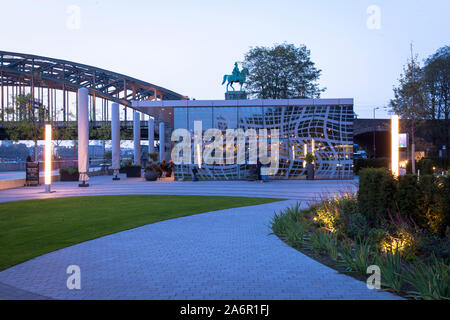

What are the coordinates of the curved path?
(0, 197, 400, 299)
(0, 175, 357, 203)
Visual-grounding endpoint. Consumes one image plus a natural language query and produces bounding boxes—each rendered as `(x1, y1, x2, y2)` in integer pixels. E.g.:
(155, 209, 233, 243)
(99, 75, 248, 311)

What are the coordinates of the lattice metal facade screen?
(172, 103, 353, 180)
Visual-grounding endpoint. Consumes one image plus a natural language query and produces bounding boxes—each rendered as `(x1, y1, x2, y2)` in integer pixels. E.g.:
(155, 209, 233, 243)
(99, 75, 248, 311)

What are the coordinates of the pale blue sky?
(1, 0, 449, 118)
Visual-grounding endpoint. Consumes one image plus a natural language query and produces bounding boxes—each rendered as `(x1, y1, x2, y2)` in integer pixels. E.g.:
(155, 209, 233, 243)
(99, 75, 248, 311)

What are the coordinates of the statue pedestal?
(225, 91, 247, 100)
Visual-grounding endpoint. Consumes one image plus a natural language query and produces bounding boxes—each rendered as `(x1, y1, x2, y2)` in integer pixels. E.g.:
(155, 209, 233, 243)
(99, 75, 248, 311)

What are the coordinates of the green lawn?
(0, 195, 281, 271)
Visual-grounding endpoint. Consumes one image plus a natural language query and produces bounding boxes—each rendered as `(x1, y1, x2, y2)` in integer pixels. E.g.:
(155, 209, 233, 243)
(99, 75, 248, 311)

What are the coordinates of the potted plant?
(144, 165, 158, 181)
(59, 166, 80, 181)
(125, 164, 142, 178)
(119, 159, 132, 174)
(148, 152, 159, 162)
(305, 153, 316, 180)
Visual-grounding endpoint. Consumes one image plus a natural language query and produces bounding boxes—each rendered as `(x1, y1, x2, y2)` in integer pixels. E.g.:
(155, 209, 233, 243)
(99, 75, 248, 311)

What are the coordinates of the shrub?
(148, 152, 159, 162)
(305, 153, 315, 164)
(376, 250, 405, 293)
(367, 228, 386, 248)
(343, 213, 369, 241)
(382, 211, 420, 261)
(354, 158, 389, 175)
(404, 253, 450, 300)
(284, 222, 307, 247)
(314, 202, 340, 233)
(339, 239, 375, 275)
(125, 164, 142, 169)
(396, 174, 419, 220)
(357, 168, 396, 227)
(418, 158, 434, 175)
(313, 194, 357, 234)
(440, 175, 450, 233)
(418, 230, 450, 264)
(310, 230, 338, 260)
(59, 166, 78, 175)
(270, 202, 305, 236)
(417, 175, 445, 236)
(429, 157, 450, 171)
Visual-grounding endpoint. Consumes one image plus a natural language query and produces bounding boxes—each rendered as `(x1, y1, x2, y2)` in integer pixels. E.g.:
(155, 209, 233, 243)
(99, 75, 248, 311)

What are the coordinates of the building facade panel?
(168, 99, 354, 181)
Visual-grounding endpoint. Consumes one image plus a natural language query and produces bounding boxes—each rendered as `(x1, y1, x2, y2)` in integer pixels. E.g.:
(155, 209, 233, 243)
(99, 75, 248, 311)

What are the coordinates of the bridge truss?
(0, 51, 186, 124)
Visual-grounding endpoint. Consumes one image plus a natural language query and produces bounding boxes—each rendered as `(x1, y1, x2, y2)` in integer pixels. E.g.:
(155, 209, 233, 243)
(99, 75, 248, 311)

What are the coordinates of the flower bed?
(270, 169, 450, 300)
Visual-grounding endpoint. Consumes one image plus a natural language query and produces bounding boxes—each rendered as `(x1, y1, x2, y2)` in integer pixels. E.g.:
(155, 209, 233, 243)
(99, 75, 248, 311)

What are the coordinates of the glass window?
(174, 107, 188, 129)
(188, 107, 213, 132)
(213, 107, 237, 130)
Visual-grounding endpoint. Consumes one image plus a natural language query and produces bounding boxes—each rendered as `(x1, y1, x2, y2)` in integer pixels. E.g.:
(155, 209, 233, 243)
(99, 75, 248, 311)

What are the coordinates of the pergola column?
(111, 102, 120, 180)
(133, 111, 141, 165)
(77, 88, 89, 187)
(159, 121, 165, 162)
(148, 117, 155, 153)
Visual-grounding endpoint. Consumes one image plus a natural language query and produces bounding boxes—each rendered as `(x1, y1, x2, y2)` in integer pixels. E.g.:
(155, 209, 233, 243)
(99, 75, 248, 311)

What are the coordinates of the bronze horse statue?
(222, 67, 249, 91)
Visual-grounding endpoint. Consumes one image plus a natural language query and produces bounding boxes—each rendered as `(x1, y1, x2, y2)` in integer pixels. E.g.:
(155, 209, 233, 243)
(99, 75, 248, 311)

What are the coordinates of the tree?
(389, 52, 429, 174)
(92, 124, 111, 163)
(423, 46, 450, 155)
(53, 121, 78, 159)
(4, 94, 48, 161)
(242, 43, 325, 99)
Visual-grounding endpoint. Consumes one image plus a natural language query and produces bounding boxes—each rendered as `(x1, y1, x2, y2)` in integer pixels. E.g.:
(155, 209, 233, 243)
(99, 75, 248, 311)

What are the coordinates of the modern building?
(133, 98, 354, 180)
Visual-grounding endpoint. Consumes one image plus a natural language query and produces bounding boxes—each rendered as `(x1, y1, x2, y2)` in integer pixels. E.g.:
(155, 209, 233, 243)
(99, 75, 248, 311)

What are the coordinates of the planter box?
(60, 171, 80, 181)
(306, 163, 315, 180)
(126, 166, 142, 178)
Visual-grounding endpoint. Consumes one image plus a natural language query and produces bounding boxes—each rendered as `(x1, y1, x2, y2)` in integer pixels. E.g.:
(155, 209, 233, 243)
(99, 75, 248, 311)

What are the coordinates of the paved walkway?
(0, 174, 357, 203)
(0, 195, 400, 299)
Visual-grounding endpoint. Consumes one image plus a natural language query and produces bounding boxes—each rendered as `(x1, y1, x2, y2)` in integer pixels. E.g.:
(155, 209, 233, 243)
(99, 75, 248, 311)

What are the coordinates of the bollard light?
(303, 144, 307, 168)
(44, 124, 52, 192)
(196, 143, 202, 169)
(391, 115, 399, 177)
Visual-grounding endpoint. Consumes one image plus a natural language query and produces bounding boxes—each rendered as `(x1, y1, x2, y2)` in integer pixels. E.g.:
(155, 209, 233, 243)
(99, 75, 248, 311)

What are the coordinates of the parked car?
(353, 150, 368, 159)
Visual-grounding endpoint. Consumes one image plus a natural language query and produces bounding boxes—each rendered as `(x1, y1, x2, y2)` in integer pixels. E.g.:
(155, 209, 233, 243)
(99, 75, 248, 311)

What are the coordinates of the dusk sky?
(1, 0, 449, 118)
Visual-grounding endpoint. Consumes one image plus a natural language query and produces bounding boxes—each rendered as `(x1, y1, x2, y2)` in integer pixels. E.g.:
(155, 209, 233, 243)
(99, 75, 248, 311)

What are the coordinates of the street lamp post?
(373, 107, 379, 158)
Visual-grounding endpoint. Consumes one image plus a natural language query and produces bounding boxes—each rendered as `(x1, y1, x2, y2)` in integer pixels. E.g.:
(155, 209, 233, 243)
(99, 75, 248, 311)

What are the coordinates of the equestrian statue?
(222, 62, 249, 92)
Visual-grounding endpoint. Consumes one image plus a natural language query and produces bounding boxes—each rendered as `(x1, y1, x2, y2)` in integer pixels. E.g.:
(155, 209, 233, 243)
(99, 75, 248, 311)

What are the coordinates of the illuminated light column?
(194, 121, 202, 168)
(196, 144, 202, 168)
(303, 144, 307, 168)
(148, 117, 154, 154)
(111, 102, 120, 180)
(391, 115, 399, 177)
(159, 121, 165, 162)
(133, 111, 141, 165)
(292, 145, 295, 160)
(44, 124, 52, 192)
(78, 88, 89, 187)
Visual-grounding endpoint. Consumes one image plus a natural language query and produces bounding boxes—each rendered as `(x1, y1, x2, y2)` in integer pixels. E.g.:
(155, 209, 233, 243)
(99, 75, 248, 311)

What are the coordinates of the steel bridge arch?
(0, 50, 187, 111)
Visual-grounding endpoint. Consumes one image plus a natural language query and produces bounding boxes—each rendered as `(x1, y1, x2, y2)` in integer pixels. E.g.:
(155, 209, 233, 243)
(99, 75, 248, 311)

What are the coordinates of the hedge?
(353, 158, 389, 175)
(358, 168, 450, 236)
(357, 168, 396, 226)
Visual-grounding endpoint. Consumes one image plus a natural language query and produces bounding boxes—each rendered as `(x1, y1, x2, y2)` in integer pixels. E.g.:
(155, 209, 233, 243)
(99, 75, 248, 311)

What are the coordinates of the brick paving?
(0, 188, 401, 299)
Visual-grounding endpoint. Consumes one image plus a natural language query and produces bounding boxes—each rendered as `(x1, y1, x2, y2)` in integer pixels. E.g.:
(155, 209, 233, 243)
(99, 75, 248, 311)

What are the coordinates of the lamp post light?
(44, 124, 53, 193)
(373, 107, 380, 158)
(391, 115, 399, 177)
